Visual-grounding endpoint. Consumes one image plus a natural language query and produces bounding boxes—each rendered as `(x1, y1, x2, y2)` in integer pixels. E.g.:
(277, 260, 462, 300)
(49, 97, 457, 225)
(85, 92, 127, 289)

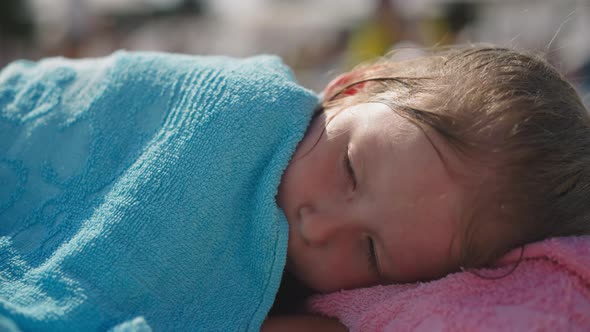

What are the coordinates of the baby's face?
(277, 102, 469, 292)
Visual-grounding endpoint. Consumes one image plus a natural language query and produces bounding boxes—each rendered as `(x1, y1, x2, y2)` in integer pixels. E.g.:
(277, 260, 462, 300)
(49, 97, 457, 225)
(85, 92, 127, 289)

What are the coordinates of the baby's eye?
(344, 148, 357, 190)
(366, 237, 379, 274)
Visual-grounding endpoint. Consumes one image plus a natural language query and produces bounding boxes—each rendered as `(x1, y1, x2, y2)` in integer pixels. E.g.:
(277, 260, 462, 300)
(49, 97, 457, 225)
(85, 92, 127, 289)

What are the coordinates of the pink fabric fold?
(309, 236, 590, 331)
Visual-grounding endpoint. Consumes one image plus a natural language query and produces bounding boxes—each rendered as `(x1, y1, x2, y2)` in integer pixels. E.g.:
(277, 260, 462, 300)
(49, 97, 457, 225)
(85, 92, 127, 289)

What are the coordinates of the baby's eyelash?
(366, 237, 379, 274)
(344, 149, 357, 189)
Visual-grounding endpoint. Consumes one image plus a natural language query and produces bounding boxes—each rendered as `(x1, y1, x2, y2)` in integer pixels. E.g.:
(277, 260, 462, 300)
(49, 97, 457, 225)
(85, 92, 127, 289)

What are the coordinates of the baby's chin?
(284, 251, 315, 292)
(284, 256, 326, 293)
(284, 246, 304, 285)
(271, 264, 316, 315)
(284, 255, 295, 275)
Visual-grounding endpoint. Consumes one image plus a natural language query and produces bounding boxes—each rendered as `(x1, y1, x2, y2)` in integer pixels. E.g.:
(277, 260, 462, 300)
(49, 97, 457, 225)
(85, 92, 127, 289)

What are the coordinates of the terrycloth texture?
(310, 236, 590, 331)
(0, 52, 318, 331)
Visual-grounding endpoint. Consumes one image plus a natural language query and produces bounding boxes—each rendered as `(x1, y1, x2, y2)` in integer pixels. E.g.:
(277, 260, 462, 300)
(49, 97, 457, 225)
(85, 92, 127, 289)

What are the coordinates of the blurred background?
(1, 0, 589, 102)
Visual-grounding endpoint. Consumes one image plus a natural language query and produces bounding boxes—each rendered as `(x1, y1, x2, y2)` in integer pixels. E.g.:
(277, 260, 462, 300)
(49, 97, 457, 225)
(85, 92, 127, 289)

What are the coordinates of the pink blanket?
(309, 236, 590, 331)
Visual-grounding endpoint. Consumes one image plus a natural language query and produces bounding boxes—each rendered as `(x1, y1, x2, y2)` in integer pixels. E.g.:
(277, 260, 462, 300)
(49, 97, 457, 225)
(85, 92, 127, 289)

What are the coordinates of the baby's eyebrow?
(354, 134, 390, 192)
(326, 123, 351, 141)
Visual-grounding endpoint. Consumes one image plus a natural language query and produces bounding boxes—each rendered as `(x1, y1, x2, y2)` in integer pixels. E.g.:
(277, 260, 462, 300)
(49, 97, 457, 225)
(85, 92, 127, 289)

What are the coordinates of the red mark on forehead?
(323, 64, 386, 101)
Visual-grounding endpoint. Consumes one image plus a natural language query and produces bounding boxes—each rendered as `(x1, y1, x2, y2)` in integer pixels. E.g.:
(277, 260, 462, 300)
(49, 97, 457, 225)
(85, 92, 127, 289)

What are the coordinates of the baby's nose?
(299, 205, 354, 247)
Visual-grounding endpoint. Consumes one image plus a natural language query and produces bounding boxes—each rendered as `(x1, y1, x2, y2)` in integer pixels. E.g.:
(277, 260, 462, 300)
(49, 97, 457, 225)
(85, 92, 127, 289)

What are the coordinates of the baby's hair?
(321, 45, 590, 272)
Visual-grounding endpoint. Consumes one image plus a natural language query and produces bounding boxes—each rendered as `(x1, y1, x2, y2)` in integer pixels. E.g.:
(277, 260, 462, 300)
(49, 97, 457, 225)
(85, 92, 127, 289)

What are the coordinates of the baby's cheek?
(315, 252, 374, 292)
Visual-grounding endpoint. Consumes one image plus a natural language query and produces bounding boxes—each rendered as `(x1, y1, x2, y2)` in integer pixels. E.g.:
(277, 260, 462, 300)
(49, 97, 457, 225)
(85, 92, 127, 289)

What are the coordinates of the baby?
(1, 45, 588, 331)
(265, 45, 590, 330)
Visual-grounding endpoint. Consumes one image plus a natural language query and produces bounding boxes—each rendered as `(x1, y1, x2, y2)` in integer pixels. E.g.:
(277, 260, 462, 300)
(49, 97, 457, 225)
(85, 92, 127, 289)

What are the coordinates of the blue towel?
(0, 51, 318, 331)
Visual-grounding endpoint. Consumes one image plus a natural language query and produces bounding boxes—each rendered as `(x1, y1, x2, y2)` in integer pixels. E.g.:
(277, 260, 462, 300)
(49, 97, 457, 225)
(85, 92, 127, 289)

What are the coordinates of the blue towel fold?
(0, 51, 318, 331)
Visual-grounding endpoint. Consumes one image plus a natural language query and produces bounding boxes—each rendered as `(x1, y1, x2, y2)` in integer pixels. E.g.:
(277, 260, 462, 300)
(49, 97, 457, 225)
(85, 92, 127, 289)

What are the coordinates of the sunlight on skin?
(278, 102, 477, 293)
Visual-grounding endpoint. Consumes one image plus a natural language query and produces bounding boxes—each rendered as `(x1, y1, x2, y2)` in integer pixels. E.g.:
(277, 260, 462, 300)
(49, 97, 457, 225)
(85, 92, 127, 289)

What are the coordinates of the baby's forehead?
(349, 103, 420, 137)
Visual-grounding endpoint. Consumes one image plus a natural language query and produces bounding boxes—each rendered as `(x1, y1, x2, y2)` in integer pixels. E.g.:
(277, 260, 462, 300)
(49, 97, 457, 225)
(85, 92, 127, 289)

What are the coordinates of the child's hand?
(261, 315, 348, 332)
